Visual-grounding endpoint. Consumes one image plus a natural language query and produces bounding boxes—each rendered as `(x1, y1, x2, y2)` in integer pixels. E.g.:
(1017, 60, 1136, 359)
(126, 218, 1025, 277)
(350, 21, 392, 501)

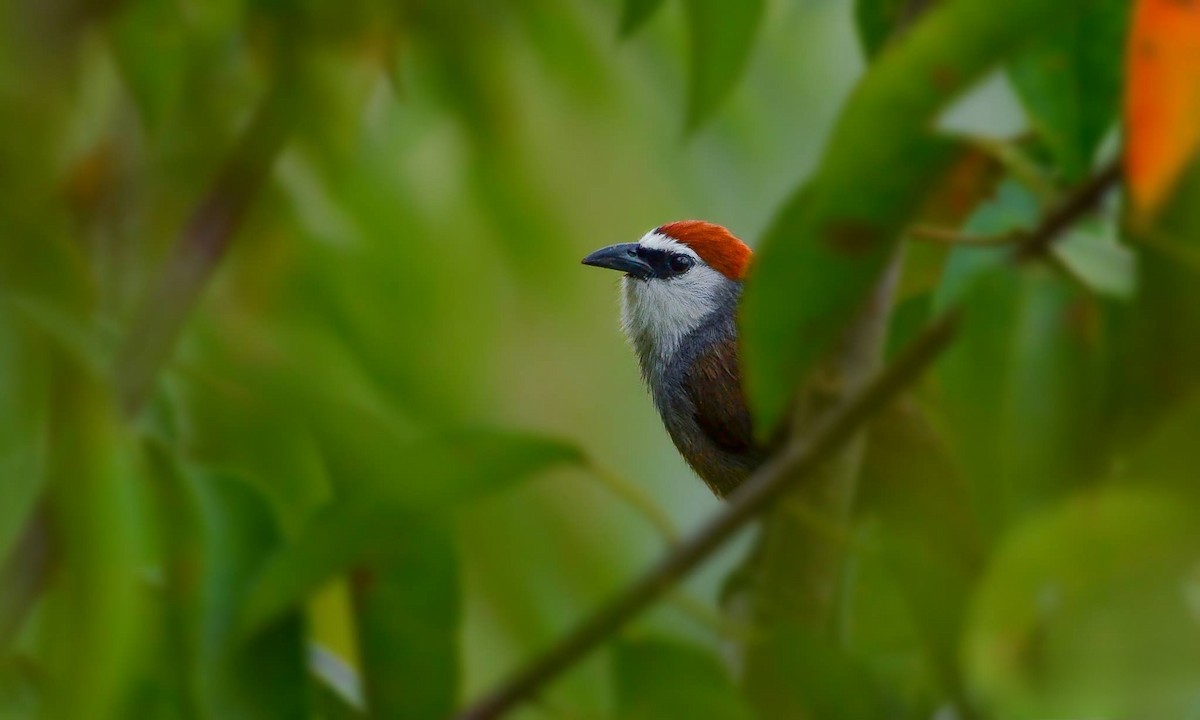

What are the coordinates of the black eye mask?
(635, 247, 695, 279)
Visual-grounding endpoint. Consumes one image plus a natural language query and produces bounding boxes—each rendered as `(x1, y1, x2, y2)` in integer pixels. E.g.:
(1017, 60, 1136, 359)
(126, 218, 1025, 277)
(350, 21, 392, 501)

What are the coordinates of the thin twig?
(1014, 159, 1122, 262)
(115, 74, 297, 417)
(585, 461, 680, 544)
(909, 158, 1122, 253)
(453, 312, 960, 720)
(667, 589, 751, 641)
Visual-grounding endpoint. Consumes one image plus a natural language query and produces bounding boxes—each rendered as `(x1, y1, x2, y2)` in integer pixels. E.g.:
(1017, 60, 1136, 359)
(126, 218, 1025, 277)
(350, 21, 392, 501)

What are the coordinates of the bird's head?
(582, 220, 752, 359)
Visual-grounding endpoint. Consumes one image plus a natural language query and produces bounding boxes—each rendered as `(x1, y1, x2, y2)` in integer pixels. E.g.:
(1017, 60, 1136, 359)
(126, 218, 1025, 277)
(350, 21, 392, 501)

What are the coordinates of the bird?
(582, 220, 768, 498)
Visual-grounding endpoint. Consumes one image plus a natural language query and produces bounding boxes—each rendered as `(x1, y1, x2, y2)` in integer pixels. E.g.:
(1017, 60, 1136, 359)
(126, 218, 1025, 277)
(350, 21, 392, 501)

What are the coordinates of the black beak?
(581, 243, 653, 280)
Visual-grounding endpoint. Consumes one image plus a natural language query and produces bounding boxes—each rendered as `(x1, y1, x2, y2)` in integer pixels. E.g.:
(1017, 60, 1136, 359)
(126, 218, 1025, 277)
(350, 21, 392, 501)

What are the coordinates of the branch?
(454, 311, 960, 720)
(909, 159, 1122, 254)
(1014, 158, 1122, 261)
(115, 75, 297, 416)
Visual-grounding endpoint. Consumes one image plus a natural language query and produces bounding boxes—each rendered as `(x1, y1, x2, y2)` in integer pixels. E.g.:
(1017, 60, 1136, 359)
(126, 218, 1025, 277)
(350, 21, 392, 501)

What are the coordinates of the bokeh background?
(4, 0, 1200, 718)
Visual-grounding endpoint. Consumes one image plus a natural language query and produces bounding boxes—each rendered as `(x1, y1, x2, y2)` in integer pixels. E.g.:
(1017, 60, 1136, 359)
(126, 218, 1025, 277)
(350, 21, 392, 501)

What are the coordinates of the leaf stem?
(585, 461, 680, 544)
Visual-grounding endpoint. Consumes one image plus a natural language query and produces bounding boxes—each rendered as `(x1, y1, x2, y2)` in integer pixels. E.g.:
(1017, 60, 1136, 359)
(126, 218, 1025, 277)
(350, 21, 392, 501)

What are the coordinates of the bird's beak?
(581, 243, 653, 280)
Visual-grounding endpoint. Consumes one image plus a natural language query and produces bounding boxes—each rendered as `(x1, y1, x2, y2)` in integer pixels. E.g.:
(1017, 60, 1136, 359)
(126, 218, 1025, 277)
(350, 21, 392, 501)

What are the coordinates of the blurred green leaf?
(620, 0, 668, 38)
(743, 625, 893, 719)
(0, 659, 38, 717)
(240, 429, 582, 634)
(936, 265, 1106, 539)
(40, 357, 142, 720)
(1006, 0, 1129, 181)
(931, 183, 1110, 539)
(313, 423, 585, 510)
(109, 0, 188, 132)
(0, 307, 49, 563)
(742, 0, 1086, 432)
(1052, 224, 1136, 299)
(683, 0, 764, 131)
(351, 519, 459, 720)
(309, 644, 365, 719)
(313, 665, 367, 720)
(965, 488, 1200, 719)
(147, 446, 309, 720)
(1105, 160, 1200, 438)
(858, 401, 983, 712)
(613, 636, 752, 720)
(1116, 391, 1200, 491)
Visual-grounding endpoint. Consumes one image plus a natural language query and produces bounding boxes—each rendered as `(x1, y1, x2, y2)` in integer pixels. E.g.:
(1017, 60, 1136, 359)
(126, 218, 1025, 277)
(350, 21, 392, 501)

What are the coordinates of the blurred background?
(4, 0, 1200, 718)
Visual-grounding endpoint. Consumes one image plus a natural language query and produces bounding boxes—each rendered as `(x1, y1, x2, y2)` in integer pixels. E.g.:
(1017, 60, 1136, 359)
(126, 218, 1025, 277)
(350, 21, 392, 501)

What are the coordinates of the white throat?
(619, 232, 728, 360)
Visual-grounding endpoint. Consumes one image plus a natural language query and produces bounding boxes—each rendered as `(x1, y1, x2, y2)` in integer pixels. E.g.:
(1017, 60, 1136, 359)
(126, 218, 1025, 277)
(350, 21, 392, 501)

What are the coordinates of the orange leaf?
(1125, 0, 1200, 218)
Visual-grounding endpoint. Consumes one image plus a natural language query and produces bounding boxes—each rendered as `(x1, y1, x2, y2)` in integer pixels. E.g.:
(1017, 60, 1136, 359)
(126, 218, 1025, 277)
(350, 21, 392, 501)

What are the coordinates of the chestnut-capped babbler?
(582, 221, 768, 498)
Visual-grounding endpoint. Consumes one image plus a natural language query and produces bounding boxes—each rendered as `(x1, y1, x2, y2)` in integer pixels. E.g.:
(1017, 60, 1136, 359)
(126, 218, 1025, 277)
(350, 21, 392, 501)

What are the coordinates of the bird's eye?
(669, 254, 694, 274)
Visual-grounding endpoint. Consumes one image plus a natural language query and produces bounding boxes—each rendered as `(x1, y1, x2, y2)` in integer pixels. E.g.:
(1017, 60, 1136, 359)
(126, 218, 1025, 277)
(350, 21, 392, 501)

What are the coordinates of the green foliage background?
(3, 0, 1200, 718)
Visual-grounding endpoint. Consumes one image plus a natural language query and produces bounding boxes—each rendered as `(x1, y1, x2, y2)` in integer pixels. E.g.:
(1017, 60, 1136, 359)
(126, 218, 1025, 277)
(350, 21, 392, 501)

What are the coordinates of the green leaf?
(936, 266, 1107, 541)
(351, 519, 459, 720)
(858, 401, 984, 708)
(683, 0, 765, 131)
(1117, 393, 1200, 490)
(146, 446, 309, 720)
(1107, 163, 1200, 436)
(619, 0, 668, 38)
(0, 306, 48, 564)
(40, 357, 143, 720)
(0, 659, 37, 717)
(239, 430, 582, 634)
(742, 0, 1086, 432)
(109, 0, 188, 132)
(1052, 224, 1136, 299)
(964, 488, 1200, 719)
(312, 657, 367, 720)
(930, 181, 1113, 543)
(613, 637, 752, 720)
(1006, 0, 1130, 180)
(313, 423, 585, 512)
(742, 625, 893, 719)
(310, 644, 365, 719)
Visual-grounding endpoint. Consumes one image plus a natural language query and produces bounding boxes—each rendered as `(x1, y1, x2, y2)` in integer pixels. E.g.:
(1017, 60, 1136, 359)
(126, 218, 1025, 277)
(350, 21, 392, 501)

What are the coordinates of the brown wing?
(682, 337, 757, 455)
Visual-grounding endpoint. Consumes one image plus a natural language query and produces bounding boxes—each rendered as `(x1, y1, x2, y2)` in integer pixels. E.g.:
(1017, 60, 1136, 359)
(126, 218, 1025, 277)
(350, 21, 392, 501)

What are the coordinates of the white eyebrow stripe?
(638, 231, 700, 260)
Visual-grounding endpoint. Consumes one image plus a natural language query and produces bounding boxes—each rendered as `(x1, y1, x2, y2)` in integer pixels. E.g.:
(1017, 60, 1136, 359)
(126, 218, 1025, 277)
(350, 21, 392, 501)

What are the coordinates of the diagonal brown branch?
(1014, 158, 1122, 261)
(454, 311, 960, 720)
(908, 159, 1122, 255)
